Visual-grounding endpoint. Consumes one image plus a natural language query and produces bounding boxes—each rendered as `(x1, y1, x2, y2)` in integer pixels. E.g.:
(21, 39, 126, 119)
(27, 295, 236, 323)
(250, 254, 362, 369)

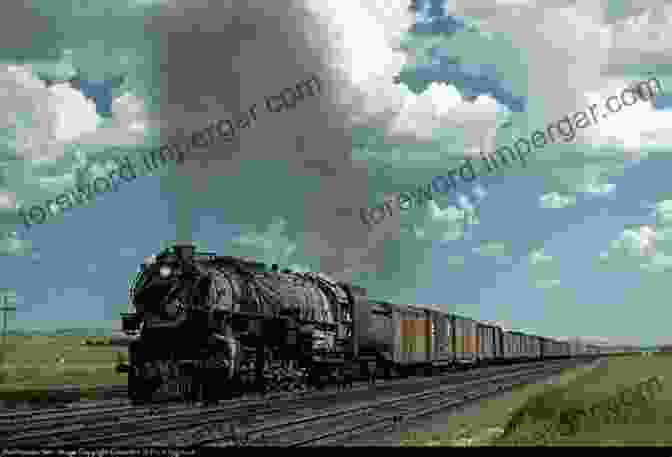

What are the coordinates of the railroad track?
(208, 360, 581, 447)
(0, 360, 548, 427)
(50, 384, 128, 397)
(1, 359, 590, 447)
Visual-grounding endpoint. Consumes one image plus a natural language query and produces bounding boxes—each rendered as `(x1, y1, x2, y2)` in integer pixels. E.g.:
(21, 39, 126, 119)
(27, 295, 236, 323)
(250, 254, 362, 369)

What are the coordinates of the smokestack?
(174, 243, 195, 262)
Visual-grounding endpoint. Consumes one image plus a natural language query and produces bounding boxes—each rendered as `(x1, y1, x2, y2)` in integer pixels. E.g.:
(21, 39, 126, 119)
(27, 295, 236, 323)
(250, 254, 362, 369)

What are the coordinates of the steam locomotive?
(117, 244, 599, 404)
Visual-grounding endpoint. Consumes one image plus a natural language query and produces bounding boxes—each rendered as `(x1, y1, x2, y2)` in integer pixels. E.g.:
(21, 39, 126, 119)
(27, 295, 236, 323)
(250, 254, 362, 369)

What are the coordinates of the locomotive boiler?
(117, 244, 363, 404)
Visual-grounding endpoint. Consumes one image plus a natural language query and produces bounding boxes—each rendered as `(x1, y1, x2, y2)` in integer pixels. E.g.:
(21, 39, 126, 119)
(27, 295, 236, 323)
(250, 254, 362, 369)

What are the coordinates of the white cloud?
(597, 201, 672, 273)
(606, 3, 672, 71)
(0, 60, 151, 195)
(36, 170, 78, 194)
(0, 65, 64, 161)
(528, 247, 561, 289)
(539, 192, 576, 209)
(111, 92, 147, 126)
(610, 228, 651, 257)
(639, 252, 672, 273)
(444, 2, 612, 124)
(534, 278, 561, 289)
(287, 263, 311, 273)
(47, 83, 102, 142)
(437, 2, 672, 199)
(0, 191, 17, 210)
(473, 241, 512, 265)
(579, 77, 671, 152)
(388, 82, 506, 157)
(76, 91, 154, 146)
(529, 248, 553, 265)
(414, 200, 472, 242)
(447, 255, 465, 265)
(0, 231, 32, 257)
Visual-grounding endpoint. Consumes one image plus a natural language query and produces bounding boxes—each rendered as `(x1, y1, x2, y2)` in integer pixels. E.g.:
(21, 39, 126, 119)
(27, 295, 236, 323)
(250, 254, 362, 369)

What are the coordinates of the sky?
(1, 0, 672, 346)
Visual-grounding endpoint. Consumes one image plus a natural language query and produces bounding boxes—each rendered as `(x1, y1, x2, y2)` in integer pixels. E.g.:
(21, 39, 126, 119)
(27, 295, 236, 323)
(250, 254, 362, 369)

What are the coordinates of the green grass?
(400, 354, 672, 446)
(0, 335, 127, 402)
(495, 354, 672, 446)
(400, 360, 600, 446)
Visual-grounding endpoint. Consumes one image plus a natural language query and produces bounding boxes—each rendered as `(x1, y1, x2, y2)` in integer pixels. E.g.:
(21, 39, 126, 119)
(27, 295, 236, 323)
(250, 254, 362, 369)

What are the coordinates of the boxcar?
(540, 337, 553, 358)
(586, 345, 600, 355)
(516, 332, 530, 360)
(492, 325, 504, 360)
(514, 333, 527, 359)
(477, 323, 497, 362)
(430, 308, 453, 367)
(502, 331, 515, 360)
(517, 333, 527, 358)
(393, 304, 433, 365)
(526, 334, 542, 359)
(540, 338, 568, 359)
(356, 300, 435, 376)
(535, 336, 542, 359)
(568, 339, 586, 357)
(453, 314, 479, 365)
(514, 332, 530, 359)
(505, 331, 523, 360)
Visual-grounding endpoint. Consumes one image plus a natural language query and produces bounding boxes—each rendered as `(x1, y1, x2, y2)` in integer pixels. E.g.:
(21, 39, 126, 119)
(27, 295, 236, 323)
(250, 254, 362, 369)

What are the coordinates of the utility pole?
(0, 291, 16, 350)
(0, 291, 16, 378)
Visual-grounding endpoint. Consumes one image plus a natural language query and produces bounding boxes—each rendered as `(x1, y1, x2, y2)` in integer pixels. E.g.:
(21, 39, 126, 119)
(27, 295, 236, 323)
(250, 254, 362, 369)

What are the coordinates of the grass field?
(0, 335, 127, 403)
(400, 354, 672, 446)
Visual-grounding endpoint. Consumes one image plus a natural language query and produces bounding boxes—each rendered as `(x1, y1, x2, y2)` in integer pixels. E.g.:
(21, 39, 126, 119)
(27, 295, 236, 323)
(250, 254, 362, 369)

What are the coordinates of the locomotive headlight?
(159, 266, 172, 278)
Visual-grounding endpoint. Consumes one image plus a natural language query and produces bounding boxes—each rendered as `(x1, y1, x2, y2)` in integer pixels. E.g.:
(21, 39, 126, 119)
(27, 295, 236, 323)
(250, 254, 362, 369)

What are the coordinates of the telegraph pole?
(0, 292, 16, 351)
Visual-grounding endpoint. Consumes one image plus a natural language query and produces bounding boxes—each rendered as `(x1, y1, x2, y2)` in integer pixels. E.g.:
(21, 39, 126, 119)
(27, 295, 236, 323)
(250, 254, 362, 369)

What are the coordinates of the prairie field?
(401, 354, 672, 446)
(0, 335, 127, 403)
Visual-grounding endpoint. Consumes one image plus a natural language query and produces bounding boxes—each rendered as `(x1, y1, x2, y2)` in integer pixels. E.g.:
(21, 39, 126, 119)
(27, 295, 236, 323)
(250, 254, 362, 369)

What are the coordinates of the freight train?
(116, 244, 601, 404)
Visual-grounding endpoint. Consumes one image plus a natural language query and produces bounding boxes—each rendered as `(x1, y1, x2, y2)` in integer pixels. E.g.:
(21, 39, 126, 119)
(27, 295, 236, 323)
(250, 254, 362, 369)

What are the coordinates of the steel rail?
(3, 372, 451, 446)
(273, 365, 574, 446)
(182, 360, 585, 447)
(0, 360, 551, 429)
(202, 360, 590, 446)
(1, 359, 589, 447)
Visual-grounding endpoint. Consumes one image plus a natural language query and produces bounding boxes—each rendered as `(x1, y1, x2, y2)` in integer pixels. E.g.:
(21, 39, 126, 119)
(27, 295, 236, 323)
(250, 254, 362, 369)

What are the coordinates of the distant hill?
(7, 328, 113, 337)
